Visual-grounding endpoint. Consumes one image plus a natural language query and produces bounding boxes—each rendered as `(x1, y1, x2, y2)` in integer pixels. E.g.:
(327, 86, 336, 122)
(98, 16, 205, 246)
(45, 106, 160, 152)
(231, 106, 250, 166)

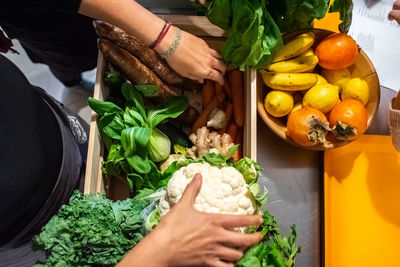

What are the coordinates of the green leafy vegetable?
(206, 0, 232, 30)
(88, 82, 188, 192)
(157, 123, 191, 152)
(266, 0, 330, 33)
(148, 128, 171, 162)
(33, 190, 153, 266)
(147, 96, 189, 128)
(134, 84, 159, 97)
(145, 209, 161, 231)
(236, 211, 300, 267)
(88, 98, 124, 116)
(197, 0, 353, 69)
(221, 0, 283, 70)
(104, 68, 125, 92)
(329, 0, 353, 33)
(234, 157, 263, 185)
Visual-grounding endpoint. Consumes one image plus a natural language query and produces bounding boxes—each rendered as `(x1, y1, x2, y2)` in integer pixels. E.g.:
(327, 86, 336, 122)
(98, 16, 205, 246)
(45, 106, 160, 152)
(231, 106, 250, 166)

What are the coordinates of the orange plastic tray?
(324, 135, 400, 267)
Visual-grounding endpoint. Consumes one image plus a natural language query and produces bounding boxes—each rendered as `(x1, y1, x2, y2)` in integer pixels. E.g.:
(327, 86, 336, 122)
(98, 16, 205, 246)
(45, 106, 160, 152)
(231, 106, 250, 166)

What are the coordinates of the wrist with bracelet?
(150, 20, 182, 59)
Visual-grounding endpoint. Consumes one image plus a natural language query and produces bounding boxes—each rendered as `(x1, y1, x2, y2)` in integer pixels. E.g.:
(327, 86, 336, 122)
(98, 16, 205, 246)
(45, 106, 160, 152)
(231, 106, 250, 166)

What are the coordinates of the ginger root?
(188, 126, 234, 158)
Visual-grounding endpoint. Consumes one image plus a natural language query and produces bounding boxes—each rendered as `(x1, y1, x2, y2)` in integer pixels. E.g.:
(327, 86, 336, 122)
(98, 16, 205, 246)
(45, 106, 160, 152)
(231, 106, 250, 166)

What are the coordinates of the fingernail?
(258, 216, 264, 224)
(193, 173, 202, 181)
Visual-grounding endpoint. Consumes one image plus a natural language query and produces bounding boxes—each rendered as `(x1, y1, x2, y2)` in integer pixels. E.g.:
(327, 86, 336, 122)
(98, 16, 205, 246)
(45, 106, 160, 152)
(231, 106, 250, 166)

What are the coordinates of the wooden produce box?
(84, 16, 257, 199)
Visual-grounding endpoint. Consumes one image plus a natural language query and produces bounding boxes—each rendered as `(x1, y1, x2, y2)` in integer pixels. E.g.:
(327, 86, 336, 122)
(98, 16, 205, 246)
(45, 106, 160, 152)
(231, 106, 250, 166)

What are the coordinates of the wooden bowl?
(256, 29, 380, 150)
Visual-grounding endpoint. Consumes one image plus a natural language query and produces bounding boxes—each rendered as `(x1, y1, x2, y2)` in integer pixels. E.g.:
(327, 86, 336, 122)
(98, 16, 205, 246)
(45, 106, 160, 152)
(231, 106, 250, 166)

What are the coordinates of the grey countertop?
(257, 87, 397, 267)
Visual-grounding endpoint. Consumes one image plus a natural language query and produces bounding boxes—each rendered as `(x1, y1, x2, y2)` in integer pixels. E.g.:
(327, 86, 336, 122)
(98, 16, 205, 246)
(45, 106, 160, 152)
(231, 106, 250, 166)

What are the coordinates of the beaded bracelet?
(150, 21, 172, 50)
(160, 28, 182, 59)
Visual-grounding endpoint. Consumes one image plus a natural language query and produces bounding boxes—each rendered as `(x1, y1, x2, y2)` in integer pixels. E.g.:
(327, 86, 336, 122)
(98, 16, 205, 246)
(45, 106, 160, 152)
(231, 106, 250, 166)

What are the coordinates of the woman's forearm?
(78, 0, 226, 84)
(78, 0, 169, 51)
(116, 228, 169, 267)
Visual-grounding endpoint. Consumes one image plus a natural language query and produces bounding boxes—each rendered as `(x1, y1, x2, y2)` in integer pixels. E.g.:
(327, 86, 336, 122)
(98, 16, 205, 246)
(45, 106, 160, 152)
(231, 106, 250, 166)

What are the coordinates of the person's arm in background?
(388, 0, 400, 24)
(79, 0, 225, 84)
(117, 174, 263, 267)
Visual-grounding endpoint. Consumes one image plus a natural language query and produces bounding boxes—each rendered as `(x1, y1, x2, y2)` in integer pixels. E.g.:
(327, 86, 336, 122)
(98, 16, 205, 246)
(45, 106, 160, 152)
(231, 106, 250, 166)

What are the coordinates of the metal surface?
(257, 87, 396, 267)
(257, 117, 323, 267)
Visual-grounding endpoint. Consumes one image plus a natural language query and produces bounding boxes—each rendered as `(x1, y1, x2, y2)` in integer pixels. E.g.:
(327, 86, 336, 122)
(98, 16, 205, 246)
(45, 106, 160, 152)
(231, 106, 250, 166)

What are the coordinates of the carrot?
(226, 121, 238, 142)
(218, 102, 233, 135)
(215, 82, 224, 95)
(192, 92, 225, 132)
(223, 80, 233, 99)
(232, 127, 243, 161)
(229, 70, 244, 127)
(202, 80, 214, 107)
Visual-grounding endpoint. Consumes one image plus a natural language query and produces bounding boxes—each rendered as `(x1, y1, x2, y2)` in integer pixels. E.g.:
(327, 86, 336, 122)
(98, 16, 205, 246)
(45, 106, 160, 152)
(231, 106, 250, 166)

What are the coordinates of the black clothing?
(0, 55, 88, 266)
(0, 0, 98, 86)
(0, 55, 62, 245)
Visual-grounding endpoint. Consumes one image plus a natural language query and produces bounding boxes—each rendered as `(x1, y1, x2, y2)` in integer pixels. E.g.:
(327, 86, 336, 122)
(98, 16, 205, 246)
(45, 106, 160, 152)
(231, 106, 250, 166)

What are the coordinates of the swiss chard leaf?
(266, 0, 330, 33)
(88, 97, 124, 117)
(121, 82, 147, 119)
(206, 0, 232, 30)
(147, 96, 188, 127)
(221, 0, 282, 70)
(99, 113, 125, 139)
(329, 0, 353, 33)
(121, 128, 137, 158)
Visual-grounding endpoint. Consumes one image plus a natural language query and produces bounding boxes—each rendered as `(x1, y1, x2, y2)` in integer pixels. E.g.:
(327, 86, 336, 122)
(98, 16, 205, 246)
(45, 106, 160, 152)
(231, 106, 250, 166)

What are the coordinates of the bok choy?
(88, 82, 188, 192)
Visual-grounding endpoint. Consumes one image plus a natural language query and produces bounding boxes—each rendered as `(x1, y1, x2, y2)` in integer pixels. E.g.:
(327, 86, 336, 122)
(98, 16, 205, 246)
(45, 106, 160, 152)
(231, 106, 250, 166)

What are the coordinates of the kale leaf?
(32, 190, 153, 267)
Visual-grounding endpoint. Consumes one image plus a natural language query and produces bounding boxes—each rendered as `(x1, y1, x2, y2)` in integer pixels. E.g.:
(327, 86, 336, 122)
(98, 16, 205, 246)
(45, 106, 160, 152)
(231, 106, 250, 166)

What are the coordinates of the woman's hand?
(118, 174, 263, 267)
(156, 27, 226, 85)
(389, 0, 400, 24)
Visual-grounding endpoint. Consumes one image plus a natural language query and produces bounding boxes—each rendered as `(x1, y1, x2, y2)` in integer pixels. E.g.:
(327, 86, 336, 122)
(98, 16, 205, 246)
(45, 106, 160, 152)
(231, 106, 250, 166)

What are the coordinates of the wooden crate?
(84, 16, 257, 198)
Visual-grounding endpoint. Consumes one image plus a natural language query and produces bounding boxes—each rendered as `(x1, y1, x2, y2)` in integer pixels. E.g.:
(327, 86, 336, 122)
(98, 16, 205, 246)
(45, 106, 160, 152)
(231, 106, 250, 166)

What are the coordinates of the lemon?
(315, 74, 328, 85)
(303, 84, 339, 113)
(321, 68, 351, 90)
(342, 78, 370, 105)
(291, 102, 303, 114)
(264, 90, 294, 117)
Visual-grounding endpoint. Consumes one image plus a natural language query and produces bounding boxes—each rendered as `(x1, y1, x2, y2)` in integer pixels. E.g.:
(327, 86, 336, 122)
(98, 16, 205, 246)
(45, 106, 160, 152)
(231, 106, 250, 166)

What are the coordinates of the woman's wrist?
(154, 26, 178, 55)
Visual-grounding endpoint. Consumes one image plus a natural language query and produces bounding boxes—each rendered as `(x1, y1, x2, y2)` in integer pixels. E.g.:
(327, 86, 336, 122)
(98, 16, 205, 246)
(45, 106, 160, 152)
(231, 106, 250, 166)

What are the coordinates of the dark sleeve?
(0, 0, 82, 15)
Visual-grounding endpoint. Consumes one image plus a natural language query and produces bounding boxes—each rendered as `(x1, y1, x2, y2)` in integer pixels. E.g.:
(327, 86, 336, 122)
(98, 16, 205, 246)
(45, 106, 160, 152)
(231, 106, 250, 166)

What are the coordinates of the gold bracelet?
(160, 28, 182, 59)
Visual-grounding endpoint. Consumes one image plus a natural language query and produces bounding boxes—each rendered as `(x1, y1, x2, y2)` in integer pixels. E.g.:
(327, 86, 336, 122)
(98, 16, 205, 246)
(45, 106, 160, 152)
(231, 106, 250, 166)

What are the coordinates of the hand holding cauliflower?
(159, 162, 257, 220)
(119, 174, 263, 267)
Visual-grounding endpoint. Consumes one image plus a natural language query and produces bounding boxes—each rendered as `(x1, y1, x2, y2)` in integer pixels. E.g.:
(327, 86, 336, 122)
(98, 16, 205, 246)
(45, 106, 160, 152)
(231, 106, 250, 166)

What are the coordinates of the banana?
(267, 55, 319, 73)
(259, 70, 318, 91)
(273, 32, 316, 63)
(300, 48, 314, 57)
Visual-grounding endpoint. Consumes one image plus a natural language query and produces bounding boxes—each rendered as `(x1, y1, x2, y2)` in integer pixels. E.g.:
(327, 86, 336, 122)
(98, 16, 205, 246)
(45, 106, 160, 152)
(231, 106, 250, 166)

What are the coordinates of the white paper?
(348, 0, 400, 91)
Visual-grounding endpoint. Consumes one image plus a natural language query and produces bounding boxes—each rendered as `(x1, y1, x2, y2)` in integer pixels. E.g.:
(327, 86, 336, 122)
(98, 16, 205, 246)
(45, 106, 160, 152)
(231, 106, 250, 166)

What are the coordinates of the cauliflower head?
(158, 162, 256, 217)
